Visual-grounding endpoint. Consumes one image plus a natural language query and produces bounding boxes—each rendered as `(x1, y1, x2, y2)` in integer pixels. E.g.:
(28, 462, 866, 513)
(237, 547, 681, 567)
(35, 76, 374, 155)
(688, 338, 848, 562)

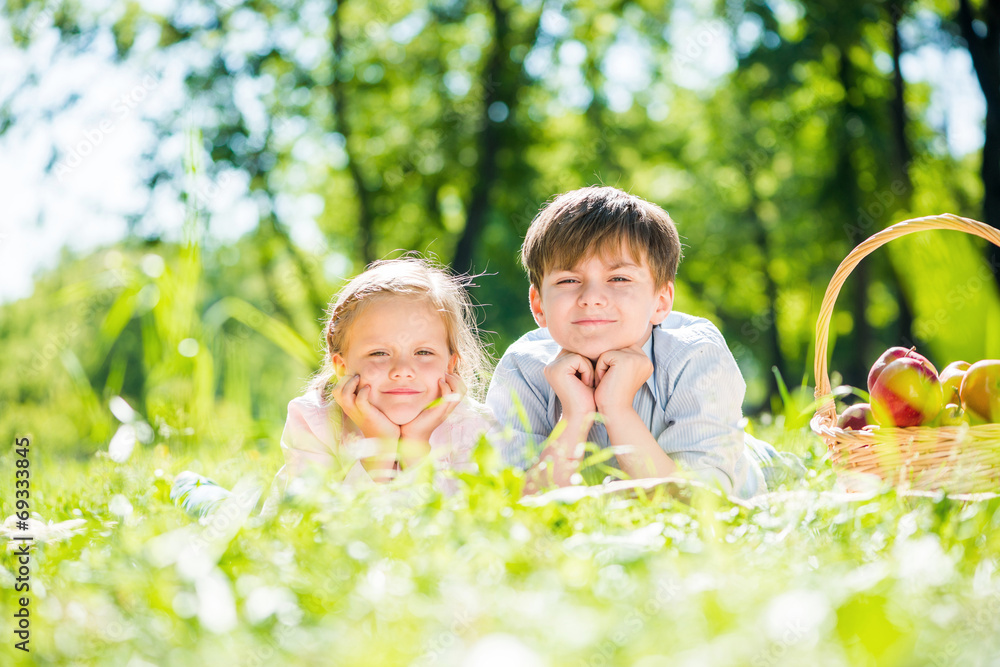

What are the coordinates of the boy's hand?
(399, 373, 466, 445)
(594, 345, 652, 414)
(332, 374, 401, 441)
(544, 350, 597, 418)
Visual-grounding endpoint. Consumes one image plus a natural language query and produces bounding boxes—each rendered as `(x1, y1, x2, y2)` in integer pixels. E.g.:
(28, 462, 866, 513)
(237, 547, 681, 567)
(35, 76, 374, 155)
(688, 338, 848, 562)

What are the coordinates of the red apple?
(940, 361, 970, 405)
(870, 357, 944, 427)
(868, 346, 938, 395)
(960, 360, 1000, 424)
(838, 403, 874, 430)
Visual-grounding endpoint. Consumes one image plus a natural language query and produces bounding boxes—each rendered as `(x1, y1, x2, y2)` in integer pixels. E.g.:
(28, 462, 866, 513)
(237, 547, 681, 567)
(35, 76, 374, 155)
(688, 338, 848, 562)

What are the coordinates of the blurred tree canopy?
(3, 0, 1000, 453)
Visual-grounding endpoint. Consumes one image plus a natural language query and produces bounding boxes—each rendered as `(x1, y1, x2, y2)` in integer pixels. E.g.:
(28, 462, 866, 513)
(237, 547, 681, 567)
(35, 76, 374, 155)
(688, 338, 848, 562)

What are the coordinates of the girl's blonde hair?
(310, 257, 491, 402)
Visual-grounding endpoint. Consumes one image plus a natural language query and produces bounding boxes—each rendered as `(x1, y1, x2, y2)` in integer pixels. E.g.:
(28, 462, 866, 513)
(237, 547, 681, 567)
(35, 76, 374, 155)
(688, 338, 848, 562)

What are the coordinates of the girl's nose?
(390, 361, 416, 379)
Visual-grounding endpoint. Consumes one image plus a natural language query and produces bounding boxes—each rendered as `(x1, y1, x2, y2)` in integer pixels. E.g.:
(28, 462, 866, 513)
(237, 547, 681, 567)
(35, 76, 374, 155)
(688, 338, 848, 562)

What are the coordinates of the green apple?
(960, 360, 1000, 424)
(937, 403, 969, 427)
(940, 361, 971, 405)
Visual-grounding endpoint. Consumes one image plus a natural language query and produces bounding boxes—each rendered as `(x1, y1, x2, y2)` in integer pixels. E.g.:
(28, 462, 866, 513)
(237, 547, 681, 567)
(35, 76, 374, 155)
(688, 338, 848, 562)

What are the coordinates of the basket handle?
(814, 213, 1000, 424)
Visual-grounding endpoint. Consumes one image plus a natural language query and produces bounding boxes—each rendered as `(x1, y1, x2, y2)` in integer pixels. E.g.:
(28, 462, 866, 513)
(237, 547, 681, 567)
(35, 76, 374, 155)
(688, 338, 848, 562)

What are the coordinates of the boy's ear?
(528, 284, 547, 328)
(650, 282, 675, 326)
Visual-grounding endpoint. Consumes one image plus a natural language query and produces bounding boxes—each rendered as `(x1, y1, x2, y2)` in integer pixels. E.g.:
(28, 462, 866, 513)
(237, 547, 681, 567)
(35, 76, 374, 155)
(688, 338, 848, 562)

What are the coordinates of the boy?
(486, 186, 772, 498)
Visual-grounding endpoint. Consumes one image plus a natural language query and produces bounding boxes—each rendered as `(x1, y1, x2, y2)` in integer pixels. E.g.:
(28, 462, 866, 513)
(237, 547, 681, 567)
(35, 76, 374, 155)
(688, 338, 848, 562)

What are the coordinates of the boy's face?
(529, 247, 674, 361)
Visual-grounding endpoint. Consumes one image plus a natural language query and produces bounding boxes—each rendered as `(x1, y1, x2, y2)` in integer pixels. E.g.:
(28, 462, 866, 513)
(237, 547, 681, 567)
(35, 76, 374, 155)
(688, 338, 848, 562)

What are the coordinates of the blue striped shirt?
(486, 311, 767, 498)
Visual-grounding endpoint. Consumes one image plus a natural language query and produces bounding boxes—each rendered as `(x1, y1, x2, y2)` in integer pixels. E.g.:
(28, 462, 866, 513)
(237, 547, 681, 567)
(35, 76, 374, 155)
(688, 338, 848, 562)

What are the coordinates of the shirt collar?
(641, 327, 659, 403)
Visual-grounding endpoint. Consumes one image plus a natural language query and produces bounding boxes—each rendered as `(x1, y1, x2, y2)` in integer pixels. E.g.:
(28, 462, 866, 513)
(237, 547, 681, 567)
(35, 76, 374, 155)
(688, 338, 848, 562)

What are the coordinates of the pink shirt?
(276, 389, 495, 490)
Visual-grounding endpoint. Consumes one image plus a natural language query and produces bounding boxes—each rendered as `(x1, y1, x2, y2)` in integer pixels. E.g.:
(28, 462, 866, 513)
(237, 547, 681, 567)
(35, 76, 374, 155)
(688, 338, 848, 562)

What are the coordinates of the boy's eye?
(610, 276, 631, 282)
(555, 278, 578, 285)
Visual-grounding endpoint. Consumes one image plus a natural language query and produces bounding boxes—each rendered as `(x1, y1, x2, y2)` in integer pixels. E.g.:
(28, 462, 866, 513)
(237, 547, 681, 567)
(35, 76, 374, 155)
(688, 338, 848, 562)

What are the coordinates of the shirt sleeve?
(485, 352, 554, 470)
(442, 401, 497, 473)
(278, 395, 374, 486)
(656, 339, 749, 496)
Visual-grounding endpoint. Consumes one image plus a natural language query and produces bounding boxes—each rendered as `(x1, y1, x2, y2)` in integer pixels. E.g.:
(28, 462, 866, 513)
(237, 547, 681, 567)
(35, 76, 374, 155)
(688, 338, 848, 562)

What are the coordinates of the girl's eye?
(369, 351, 388, 357)
(416, 350, 434, 356)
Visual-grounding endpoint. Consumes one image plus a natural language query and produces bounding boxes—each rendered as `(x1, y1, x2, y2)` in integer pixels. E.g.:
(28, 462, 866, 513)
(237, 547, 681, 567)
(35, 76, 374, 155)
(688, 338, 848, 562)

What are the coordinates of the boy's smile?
(529, 248, 674, 361)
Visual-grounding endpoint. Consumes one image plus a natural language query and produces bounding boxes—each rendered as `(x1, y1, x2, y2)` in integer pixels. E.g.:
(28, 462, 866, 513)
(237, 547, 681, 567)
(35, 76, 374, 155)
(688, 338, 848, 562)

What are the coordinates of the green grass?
(3, 423, 1000, 666)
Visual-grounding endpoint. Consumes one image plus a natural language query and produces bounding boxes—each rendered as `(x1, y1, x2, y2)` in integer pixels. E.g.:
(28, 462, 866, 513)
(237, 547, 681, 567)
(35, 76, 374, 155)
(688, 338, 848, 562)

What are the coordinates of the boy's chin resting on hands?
(592, 345, 653, 414)
(544, 344, 654, 418)
(542, 349, 598, 418)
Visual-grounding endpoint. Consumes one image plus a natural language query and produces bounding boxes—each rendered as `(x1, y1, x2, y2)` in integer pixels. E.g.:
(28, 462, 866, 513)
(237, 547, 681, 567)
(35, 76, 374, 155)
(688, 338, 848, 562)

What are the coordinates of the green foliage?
(2, 3, 1000, 661)
(0, 239, 320, 457)
(887, 229, 1000, 366)
(4, 426, 1000, 665)
(4, 0, 997, 410)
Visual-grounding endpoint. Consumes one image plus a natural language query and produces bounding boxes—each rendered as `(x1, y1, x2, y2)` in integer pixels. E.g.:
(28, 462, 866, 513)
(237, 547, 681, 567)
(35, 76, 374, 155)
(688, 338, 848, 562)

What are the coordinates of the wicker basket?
(811, 213, 1000, 493)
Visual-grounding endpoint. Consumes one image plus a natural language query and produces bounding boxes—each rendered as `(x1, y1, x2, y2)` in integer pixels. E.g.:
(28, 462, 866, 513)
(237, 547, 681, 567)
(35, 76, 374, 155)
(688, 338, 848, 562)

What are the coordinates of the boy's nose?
(578, 283, 607, 307)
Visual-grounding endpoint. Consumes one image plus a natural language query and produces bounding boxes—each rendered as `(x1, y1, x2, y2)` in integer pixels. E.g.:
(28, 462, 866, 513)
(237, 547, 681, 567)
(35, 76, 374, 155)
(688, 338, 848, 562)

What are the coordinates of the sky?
(0, 7, 989, 305)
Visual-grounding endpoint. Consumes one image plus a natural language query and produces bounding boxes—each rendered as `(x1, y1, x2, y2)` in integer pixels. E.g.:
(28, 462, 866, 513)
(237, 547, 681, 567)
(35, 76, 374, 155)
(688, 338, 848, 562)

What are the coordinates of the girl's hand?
(333, 374, 400, 481)
(332, 374, 401, 441)
(398, 374, 466, 457)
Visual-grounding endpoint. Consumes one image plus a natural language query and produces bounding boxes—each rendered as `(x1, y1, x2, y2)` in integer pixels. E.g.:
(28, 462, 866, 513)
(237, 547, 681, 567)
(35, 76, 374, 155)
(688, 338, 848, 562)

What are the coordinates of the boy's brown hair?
(521, 186, 682, 289)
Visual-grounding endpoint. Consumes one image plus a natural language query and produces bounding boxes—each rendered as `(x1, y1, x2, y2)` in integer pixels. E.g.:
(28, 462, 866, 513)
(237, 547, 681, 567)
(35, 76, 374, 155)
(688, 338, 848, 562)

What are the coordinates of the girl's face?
(332, 296, 457, 426)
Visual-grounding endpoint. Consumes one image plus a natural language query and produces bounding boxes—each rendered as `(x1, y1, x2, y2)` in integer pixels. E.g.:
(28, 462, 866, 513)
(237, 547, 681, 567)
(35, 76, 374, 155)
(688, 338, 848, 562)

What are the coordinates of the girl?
(276, 257, 494, 487)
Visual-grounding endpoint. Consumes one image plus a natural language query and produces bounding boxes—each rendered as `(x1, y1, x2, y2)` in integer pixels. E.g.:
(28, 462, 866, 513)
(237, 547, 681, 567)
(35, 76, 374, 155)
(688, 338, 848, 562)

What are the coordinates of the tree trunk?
(452, 0, 508, 275)
(837, 49, 873, 387)
(330, 0, 376, 265)
(890, 4, 913, 194)
(759, 216, 788, 397)
(256, 213, 298, 328)
(957, 0, 1000, 286)
(888, 2, 917, 349)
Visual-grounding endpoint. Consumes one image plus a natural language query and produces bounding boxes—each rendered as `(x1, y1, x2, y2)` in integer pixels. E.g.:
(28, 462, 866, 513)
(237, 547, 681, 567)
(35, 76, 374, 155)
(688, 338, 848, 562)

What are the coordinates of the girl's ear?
(331, 353, 347, 378)
(448, 353, 459, 374)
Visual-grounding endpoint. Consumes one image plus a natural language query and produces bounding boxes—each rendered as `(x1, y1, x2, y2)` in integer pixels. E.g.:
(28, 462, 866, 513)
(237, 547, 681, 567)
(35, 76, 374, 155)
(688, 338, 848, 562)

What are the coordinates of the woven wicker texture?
(811, 213, 1000, 492)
